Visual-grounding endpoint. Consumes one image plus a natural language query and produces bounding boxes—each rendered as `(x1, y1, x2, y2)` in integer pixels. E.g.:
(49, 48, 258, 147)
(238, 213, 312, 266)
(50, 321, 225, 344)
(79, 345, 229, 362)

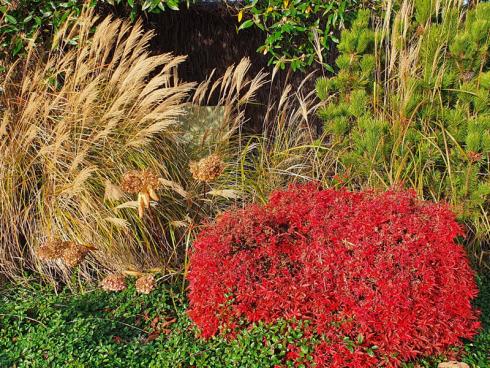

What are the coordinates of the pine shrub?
(316, 2, 490, 265)
(187, 183, 481, 367)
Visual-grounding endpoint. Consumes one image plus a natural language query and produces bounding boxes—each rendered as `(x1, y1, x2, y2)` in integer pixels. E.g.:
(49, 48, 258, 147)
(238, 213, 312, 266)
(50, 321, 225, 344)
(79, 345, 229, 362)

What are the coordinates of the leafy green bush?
(0, 0, 189, 58)
(316, 2, 490, 266)
(1, 0, 376, 71)
(0, 0, 86, 57)
(104, 0, 188, 13)
(237, 0, 378, 71)
(0, 276, 488, 367)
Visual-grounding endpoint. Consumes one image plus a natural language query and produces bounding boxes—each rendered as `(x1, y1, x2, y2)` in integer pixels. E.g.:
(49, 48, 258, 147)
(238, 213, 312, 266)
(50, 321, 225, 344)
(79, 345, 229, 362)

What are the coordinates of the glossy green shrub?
(0, 0, 86, 57)
(0, 0, 191, 58)
(237, 0, 379, 71)
(1, 0, 377, 71)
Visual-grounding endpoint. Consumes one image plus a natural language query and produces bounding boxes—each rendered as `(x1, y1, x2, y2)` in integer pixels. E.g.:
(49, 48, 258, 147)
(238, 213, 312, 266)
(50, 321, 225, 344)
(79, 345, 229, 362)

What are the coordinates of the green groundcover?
(0, 275, 488, 368)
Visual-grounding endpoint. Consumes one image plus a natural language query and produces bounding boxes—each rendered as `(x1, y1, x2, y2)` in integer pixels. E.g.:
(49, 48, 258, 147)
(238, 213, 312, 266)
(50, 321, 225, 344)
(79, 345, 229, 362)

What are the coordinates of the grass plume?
(0, 10, 195, 283)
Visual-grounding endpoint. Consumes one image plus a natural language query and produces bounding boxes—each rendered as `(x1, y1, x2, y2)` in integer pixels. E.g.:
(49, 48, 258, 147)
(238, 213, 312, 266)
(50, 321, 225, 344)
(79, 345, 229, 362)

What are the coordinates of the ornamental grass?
(0, 10, 194, 283)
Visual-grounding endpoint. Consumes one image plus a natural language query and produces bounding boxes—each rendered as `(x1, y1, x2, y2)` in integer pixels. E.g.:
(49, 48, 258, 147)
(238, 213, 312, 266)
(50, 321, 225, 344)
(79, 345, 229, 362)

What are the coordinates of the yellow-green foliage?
(0, 12, 196, 282)
(317, 1, 490, 266)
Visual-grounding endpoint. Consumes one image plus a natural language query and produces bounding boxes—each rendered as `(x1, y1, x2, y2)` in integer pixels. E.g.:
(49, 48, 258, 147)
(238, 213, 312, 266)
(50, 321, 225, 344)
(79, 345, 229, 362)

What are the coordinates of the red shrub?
(187, 184, 481, 367)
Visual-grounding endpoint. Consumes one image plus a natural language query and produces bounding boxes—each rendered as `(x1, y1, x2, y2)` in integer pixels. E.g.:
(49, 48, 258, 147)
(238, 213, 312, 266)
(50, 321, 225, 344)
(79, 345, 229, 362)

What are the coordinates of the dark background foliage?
(0, 0, 333, 130)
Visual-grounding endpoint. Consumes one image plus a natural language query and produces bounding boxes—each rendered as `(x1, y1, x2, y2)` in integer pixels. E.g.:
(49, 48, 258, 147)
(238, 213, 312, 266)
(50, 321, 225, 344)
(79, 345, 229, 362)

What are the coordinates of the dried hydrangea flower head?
(61, 242, 92, 268)
(100, 274, 127, 292)
(120, 169, 162, 218)
(37, 239, 93, 267)
(438, 362, 470, 368)
(141, 170, 160, 191)
(36, 239, 66, 261)
(120, 170, 144, 194)
(135, 274, 156, 294)
(189, 154, 225, 182)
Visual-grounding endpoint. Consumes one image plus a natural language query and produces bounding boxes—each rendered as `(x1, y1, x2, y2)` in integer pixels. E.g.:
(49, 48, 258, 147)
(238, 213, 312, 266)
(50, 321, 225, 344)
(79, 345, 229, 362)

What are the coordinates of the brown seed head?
(101, 274, 127, 292)
(121, 170, 144, 194)
(135, 274, 156, 294)
(189, 154, 225, 182)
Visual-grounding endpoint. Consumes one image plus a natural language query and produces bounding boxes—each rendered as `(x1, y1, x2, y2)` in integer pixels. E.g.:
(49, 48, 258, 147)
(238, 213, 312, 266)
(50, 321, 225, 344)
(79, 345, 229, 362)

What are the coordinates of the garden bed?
(0, 275, 488, 368)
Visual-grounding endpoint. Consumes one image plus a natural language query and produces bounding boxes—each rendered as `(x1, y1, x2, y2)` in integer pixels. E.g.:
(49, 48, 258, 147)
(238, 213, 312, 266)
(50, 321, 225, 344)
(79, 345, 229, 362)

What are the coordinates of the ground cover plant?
(0, 274, 488, 368)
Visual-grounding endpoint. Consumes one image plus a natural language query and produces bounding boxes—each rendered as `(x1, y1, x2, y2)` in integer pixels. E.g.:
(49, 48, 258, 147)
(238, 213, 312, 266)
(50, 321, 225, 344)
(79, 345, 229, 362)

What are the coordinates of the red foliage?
(187, 184, 481, 367)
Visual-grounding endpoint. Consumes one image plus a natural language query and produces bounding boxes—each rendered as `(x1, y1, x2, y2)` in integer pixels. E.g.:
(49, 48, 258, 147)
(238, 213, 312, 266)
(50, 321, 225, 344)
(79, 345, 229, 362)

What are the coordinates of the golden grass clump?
(0, 2, 321, 282)
(208, 75, 324, 205)
(183, 58, 324, 204)
(0, 10, 195, 283)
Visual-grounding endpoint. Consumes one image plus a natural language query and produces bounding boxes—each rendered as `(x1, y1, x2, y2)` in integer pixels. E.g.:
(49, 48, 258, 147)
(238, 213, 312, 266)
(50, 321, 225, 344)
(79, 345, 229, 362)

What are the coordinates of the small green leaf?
(324, 63, 334, 73)
(166, 0, 179, 11)
(5, 14, 17, 24)
(238, 19, 254, 31)
(12, 38, 23, 56)
(142, 1, 152, 11)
